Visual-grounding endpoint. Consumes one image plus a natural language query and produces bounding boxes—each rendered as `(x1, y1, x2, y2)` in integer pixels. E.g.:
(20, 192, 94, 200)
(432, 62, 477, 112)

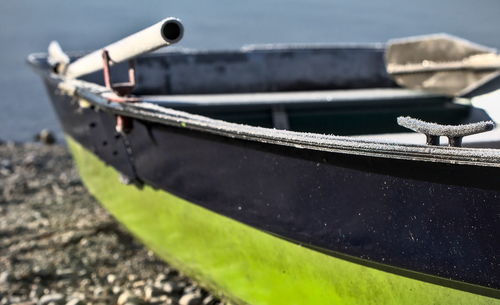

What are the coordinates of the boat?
(28, 18, 500, 304)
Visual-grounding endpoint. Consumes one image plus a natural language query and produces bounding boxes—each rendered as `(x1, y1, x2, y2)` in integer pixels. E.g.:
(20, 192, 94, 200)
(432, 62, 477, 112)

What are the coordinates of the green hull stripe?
(68, 137, 499, 305)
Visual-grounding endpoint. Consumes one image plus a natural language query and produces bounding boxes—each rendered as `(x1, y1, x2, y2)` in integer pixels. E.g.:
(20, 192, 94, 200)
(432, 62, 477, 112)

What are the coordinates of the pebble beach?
(0, 141, 222, 305)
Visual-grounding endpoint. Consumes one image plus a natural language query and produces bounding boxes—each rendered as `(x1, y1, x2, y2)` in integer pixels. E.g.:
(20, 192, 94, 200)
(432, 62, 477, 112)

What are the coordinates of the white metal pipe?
(64, 17, 183, 79)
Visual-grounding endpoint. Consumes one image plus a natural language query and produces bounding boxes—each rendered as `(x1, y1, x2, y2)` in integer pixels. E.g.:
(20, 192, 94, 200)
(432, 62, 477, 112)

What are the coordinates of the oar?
(48, 17, 183, 79)
(385, 34, 500, 97)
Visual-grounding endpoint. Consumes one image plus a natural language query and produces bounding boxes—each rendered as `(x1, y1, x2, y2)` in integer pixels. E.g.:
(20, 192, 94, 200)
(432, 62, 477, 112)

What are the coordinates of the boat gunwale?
(27, 53, 500, 168)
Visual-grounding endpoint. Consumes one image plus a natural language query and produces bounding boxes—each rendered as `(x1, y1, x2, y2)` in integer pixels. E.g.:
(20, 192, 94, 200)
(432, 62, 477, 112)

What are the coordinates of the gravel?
(0, 142, 225, 305)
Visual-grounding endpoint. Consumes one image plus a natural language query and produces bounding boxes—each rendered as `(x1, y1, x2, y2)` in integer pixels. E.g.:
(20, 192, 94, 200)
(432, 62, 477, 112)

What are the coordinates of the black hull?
(42, 79, 500, 295)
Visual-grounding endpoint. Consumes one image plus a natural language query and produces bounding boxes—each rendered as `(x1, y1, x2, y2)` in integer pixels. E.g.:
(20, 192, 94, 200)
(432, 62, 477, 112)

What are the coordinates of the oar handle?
(64, 17, 183, 79)
(388, 56, 500, 74)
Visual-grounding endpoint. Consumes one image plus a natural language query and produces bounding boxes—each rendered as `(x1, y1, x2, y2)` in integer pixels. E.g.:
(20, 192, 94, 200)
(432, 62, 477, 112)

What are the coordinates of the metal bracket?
(102, 49, 136, 96)
(397, 116, 495, 147)
(102, 49, 141, 133)
(271, 105, 290, 130)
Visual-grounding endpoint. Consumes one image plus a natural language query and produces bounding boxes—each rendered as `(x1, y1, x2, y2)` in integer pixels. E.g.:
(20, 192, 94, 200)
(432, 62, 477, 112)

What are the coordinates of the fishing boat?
(28, 18, 500, 304)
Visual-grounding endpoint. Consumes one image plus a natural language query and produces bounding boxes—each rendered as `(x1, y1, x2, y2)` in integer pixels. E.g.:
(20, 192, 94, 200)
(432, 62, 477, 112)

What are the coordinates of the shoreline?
(0, 142, 222, 305)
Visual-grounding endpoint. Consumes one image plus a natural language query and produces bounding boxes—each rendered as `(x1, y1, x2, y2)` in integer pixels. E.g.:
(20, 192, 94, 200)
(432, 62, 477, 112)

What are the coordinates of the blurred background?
(1, 0, 499, 141)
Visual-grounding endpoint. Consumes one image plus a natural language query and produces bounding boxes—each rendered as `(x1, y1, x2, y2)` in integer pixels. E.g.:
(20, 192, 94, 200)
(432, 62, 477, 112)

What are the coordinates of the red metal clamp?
(102, 49, 141, 133)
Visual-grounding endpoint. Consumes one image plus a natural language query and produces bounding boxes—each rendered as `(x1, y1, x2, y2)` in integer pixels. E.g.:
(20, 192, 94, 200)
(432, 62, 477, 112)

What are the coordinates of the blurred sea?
(1, 0, 500, 141)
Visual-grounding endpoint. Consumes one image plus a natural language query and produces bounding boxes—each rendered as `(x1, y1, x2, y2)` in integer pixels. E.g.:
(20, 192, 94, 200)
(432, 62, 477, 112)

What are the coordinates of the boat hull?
(28, 41, 500, 302)
(36, 71, 500, 302)
(68, 137, 499, 305)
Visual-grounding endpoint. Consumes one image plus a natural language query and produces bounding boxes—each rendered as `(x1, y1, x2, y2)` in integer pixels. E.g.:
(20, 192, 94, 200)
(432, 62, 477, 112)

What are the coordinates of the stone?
(132, 280, 145, 288)
(29, 285, 43, 299)
(148, 296, 170, 304)
(55, 269, 74, 278)
(65, 298, 84, 305)
(106, 274, 116, 284)
(38, 293, 65, 305)
(93, 287, 104, 297)
(79, 278, 90, 288)
(117, 291, 143, 305)
(8, 296, 22, 304)
(0, 271, 12, 284)
(144, 286, 164, 300)
(112, 286, 122, 295)
(179, 293, 203, 305)
(33, 264, 55, 277)
(202, 296, 218, 305)
(183, 285, 197, 294)
(34, 129, 56, 145)
(132, 288, 143, 298)
(160, 282, 182, 295)
(0, 159, 13, 175)
(117, 291, 131, 305)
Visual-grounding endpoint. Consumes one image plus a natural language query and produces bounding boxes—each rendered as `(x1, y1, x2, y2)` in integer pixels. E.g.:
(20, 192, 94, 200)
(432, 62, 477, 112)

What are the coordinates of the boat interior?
(77, 45, 500, 148)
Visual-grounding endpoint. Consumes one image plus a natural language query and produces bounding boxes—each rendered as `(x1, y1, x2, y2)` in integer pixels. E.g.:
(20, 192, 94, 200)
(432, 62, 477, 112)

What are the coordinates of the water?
(1, 0, 499, 141)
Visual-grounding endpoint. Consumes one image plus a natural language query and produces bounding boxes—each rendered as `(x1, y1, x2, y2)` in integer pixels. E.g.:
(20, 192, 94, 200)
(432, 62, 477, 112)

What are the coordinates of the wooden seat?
(143, 88, 447, 107)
